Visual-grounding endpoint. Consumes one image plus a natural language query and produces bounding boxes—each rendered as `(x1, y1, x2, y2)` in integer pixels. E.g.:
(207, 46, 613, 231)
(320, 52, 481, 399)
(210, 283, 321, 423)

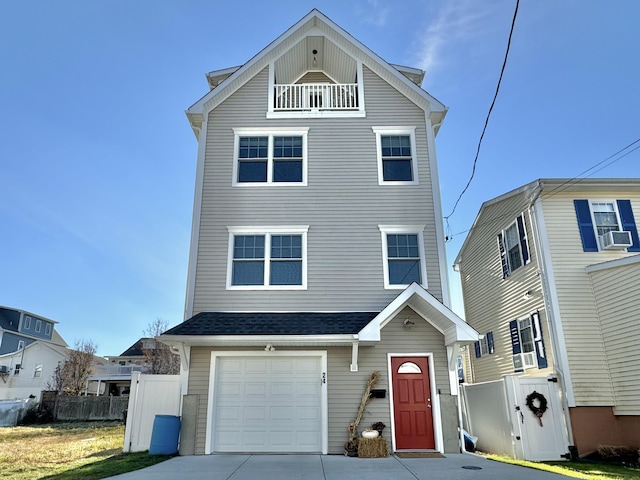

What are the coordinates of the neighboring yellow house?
(454, 178, 640, 456)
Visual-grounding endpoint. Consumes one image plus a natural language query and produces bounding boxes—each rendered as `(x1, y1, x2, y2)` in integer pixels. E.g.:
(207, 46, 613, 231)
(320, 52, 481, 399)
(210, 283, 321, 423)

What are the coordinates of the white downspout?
(528, 189, 575, 446)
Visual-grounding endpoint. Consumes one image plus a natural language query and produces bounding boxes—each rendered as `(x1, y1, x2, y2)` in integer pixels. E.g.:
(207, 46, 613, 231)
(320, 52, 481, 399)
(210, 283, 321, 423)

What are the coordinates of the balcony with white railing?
(89, 364, 146, 380)
(273, 83, 360, 114)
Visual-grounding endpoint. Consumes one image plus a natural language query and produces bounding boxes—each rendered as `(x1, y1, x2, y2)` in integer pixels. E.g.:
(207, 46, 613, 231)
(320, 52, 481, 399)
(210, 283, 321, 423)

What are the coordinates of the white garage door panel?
(213, 356, 322, 453)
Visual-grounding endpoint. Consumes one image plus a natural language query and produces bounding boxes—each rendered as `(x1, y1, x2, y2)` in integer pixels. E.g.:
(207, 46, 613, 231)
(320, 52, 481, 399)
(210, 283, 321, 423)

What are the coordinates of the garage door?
(212, 355, 322, 452)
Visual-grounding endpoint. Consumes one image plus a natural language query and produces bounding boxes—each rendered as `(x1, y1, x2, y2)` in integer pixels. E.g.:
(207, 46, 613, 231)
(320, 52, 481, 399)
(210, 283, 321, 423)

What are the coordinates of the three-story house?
(161, 9, 478, 455)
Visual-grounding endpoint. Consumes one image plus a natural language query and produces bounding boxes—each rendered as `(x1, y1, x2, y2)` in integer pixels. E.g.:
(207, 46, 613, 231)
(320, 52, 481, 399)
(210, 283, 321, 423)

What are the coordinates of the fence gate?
(461, 375, 570, 461)
(123, 372, 181, 452)
(505, 376, 570, 461)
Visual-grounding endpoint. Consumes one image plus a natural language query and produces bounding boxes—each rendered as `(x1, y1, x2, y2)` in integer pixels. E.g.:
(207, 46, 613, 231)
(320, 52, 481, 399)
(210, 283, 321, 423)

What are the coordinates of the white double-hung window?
(232, 128, 308, 186)
(379, 225, 427, 289)
(227, 226, 308, 290)
(372, 127, 418, 185)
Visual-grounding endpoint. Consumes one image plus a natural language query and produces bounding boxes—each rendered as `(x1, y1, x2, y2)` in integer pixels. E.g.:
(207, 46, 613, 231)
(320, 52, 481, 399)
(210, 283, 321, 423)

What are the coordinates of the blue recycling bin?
(149, 415, 180, 455)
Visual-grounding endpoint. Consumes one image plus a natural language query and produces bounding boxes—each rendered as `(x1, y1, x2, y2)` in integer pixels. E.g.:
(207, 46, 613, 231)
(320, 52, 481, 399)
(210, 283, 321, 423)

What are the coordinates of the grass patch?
(0, 421, 172, 480)
(486, 453, 640, 480)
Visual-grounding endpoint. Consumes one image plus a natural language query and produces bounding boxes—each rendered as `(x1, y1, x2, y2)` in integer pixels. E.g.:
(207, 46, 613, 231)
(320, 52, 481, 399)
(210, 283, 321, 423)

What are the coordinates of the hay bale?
(357, 437, 389, 458)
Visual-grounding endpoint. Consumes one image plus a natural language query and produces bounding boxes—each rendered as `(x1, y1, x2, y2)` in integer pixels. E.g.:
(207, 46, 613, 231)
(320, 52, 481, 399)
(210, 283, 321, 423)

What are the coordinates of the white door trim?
(205, 350, 328, 454)
(387, 352, 443, 453)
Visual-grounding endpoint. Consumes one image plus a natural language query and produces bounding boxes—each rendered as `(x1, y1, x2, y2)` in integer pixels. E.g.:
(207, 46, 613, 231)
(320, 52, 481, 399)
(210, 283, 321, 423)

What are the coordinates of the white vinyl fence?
(123, 372, 181, 452)
(460, 375, 571, 461)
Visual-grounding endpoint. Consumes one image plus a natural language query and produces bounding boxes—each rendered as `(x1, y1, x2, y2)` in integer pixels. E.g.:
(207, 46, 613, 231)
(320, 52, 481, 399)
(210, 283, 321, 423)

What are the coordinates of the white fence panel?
(123, 372, 181, 452)
(461, 376, 571, 461)
(461, 379, 515, 457)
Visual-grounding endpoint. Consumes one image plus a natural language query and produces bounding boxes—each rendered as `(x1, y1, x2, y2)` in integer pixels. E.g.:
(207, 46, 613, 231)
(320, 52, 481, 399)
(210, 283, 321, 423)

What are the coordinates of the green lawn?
(486, 453, 640, 480)
(0, 422, 172, 480)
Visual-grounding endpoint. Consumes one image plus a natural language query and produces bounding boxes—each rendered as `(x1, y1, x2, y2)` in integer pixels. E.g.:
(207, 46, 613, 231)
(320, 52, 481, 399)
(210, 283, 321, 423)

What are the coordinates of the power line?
(541, 137, 640, 199)
(444, 0, 520, 221)
(446, 136, 640, 240)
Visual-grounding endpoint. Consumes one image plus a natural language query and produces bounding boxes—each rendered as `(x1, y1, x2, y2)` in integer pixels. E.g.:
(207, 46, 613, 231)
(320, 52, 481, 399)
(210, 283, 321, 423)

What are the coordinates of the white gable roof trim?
(186, 9, 446, 130)
(358, 283, 479, 345)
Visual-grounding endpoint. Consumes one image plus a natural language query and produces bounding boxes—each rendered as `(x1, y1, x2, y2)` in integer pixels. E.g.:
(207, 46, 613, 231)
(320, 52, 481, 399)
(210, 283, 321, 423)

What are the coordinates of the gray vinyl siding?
(538, 191, 640, 406)
(186, 307, 456, 455)
(457, 192, 553, 382)
(588, 261, 640, 415)
(192, 65, 442, 314)
(328, 307, 455, 453)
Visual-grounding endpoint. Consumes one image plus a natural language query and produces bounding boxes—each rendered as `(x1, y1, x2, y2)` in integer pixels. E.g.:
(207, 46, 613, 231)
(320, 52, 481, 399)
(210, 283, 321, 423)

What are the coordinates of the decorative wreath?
(525, 391, 548, 419)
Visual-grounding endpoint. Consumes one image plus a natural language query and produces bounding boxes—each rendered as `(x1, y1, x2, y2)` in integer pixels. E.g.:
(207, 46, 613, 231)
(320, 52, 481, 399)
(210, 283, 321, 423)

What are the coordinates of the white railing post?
(273, 83, 358, 111)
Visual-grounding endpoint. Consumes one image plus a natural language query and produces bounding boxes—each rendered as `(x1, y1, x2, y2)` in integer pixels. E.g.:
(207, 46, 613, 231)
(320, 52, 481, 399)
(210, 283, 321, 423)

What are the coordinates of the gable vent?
(600, 230, 633, 250)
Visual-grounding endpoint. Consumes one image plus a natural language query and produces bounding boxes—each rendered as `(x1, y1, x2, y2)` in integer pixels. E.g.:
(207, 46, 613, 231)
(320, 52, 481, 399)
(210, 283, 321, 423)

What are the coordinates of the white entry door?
(211, 354, 323, 453)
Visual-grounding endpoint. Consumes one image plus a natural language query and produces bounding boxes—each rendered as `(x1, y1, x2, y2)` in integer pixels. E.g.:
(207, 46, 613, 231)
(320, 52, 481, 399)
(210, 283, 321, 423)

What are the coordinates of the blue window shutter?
(574, 199, 598, 252)
(531, 311, 548, 369)
(517, 215, 530, 264)
(487, 331, 495, 354)
(474, 341, 481, 358)
(617, 200, 640, 252)
(509, 320, 523, 373)
(497, 233, 510, 278)
(509, 320, 521, 354)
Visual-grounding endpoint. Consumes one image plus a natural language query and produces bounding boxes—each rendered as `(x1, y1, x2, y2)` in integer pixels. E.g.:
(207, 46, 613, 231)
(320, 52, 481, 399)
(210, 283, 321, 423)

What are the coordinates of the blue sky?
(2, 1, 639, 356)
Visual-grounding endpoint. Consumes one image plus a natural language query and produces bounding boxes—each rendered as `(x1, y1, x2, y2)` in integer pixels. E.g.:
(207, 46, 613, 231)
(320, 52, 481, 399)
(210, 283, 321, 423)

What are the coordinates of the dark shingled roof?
(119, 338, 151, 357)
(162, 312, 380, 336)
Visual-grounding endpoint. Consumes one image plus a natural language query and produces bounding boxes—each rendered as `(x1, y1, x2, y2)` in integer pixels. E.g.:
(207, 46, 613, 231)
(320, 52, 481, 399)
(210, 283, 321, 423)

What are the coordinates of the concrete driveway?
(107, 453, 576, 480)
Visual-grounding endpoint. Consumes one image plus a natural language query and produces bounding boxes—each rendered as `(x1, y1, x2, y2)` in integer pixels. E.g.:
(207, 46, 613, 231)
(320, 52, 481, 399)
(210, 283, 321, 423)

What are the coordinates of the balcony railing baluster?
(274, 83, 358, 111)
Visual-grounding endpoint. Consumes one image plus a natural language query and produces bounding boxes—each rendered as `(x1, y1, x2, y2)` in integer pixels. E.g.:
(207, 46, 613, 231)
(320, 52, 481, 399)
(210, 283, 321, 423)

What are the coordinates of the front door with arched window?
(391, 356, 435, 449)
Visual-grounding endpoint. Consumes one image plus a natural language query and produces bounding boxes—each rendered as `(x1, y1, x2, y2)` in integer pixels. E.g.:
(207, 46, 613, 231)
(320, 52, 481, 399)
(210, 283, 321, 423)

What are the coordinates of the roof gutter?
(158, 333, 364, 348)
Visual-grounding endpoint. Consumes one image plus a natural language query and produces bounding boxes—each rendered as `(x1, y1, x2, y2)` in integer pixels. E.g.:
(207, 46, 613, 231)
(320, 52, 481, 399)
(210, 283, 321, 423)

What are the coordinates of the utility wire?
(541, 137, 640, 199)
(444, 0, 520, 222)
(447, 136, 640, 240)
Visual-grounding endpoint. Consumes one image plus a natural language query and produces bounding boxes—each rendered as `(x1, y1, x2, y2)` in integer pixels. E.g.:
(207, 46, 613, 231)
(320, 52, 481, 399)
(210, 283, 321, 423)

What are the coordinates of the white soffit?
(358, 283, 479, 345)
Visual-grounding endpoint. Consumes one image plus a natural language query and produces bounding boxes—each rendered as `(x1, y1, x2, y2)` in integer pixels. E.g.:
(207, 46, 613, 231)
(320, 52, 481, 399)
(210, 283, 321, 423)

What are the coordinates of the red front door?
(391, 356, 435, 449)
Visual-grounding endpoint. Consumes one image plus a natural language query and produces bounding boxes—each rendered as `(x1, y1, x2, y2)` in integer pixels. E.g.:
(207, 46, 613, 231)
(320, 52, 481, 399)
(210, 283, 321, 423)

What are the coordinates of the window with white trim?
(17, 340, 25, 351)
(497, 214, 529, 278)
(591, 202, 620, 236)
(45, 323, 52, 336)
(512, 317, 536, 370)
(233, 128, 308, 185)
(34, 363, 43, 378)
(24, 316, 31, 330)
(379, 226, 427, 289)
(227, 226, 308, 289)
(574, 199, 640, 252)
(372, 127, 418, 184)
(35, 319, 42, 333)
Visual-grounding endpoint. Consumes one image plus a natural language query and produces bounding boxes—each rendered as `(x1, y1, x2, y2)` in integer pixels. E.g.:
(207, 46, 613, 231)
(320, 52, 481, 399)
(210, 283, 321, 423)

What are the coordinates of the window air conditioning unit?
(600, 230, 633, 250)
(512, 352, 537, 370)
(0, 365, 8, 374)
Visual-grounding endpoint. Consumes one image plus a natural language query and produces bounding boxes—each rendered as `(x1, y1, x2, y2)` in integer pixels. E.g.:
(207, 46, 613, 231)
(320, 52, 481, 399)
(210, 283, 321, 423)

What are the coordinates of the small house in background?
(88, 338, 151, 396)
(159, 9, 479, 456)
(0, 306, 68, 401)
(454, 178, 640, 456)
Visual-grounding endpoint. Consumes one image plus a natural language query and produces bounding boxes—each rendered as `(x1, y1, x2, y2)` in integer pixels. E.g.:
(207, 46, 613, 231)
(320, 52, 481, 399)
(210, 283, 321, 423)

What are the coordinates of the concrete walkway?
(107, 453, 575, 480)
